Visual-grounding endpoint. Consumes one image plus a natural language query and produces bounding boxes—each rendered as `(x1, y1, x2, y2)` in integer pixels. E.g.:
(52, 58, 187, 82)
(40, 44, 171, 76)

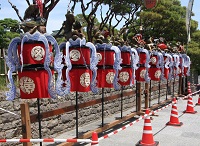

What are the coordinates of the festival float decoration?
(149, 50, 164, 81)
(57, 10, 98, 95)
(134, 34, 150, 82)
(5, 32, 59, 100)
(5, 0, 60, 100)
(163, 52, 174, 80)
(59, 38, 98, 94)
(117, 46, 139, 86)
(155, 37, 173, 81)
(172, 53, 180, 78)
(181, 54, 190, 76)
(95, 43, 121, 90)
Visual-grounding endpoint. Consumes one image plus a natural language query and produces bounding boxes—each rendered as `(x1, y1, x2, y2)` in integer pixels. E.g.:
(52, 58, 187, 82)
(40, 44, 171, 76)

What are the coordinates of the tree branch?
(25, 0, 31, 6)
(8, 0, 24, 22)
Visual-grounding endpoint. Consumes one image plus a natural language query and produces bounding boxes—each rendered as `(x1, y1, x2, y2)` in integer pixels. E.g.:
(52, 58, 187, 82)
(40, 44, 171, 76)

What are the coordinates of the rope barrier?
(181, 90, 200, 100)
(192, 83, 200, 87)
(0, 138, 93, 143)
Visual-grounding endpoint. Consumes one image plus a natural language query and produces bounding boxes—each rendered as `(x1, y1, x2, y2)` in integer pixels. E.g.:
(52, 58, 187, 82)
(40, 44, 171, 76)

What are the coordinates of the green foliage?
(0, 18, 21, 49)
(103, 0, 141, 15)
(187, 30, 200, 74)
(137, 0, 197, 43)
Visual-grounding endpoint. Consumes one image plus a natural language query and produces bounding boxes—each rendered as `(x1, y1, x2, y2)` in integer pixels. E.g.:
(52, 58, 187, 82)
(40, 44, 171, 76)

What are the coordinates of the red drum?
(68, 68, 92, 92)
(18, 69, 52, 99)
(149, 67, 161, 81)
(139, 52, 147, 64)
(135, 67, 147, 82)
(150, 55, 158, 66)
(18, 42, 53, 65)
(157, 43, 167, 50)
(121, 51, 131, 65)
(118, 68, 132, 86)
(97, 69, 115, 88)
(69, 47, 90, 65)
(164, 68, 169, 79)
(96, 50, 115, 66)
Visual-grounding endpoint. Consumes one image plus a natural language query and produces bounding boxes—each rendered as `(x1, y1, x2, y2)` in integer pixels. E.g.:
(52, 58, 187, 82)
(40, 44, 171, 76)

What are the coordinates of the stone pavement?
(34, 92, 200, 146)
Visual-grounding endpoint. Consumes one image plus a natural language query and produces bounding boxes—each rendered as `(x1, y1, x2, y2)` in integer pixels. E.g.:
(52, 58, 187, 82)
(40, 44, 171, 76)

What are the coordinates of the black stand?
(166, 80, 168, 100)
(173, 78, 175, 97)
(135, 81, 138, 112)
(158, 81, 161, 103)
(75, 91, 79, 138)
(102, 88, 104, 127)
(120, 86, 124, 119)
(37, 98, 42, 146)
(149, 80, 152, 107)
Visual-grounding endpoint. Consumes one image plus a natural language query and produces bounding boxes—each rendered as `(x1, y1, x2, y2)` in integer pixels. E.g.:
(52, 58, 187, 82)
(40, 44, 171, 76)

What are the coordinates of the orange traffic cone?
(183, 96, 197, 114)
(91, 132, 99, 146)
(184, 81, 191, 100)
(196, 94, 200, 105)
(136, 109, 159, 146)
(166, 98, 183, 126)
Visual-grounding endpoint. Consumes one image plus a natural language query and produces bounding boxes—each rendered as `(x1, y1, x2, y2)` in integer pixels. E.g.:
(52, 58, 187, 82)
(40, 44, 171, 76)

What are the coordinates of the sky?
(0, 0, 199, 34)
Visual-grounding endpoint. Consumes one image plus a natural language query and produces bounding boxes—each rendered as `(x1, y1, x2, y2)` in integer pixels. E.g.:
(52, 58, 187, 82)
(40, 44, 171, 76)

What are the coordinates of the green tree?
(137, 0, 197, 43)
(187, 30, 200, 74)
(0, 18, 21, 49)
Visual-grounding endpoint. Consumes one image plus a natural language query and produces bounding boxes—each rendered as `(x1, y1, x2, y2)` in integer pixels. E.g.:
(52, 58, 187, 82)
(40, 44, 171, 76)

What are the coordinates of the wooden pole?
(20, 103, 32, 146)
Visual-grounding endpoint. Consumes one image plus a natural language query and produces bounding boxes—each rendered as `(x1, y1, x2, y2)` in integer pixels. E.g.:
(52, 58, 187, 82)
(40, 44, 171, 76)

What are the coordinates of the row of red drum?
(16, 42, 189, 99)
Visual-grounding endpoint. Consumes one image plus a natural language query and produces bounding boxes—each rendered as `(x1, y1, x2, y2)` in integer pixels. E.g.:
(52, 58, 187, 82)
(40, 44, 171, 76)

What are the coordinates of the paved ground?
(98, 94, 200, 146)
(34, 91, 200, 146)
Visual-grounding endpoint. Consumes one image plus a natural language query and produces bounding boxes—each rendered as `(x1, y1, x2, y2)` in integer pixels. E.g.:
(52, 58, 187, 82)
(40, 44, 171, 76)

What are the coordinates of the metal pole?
(120, 86, 123, 119)
(135, 81, 138, 112)
(37, 99, 42, 146)
(144, 83, 149, 109)
(158, 81, 161, 103)
(149, 80, 152, 107)
(166, 80, 168, 100)
(102, 88, 104, 127)
(173, 78, 175, 97)
(75, 91, 78, 138)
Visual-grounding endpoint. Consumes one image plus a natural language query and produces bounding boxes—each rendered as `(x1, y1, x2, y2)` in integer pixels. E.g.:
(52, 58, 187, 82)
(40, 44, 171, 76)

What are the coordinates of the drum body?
(18, 70, 52, 99)
(118, 67, 132, 86)
(149, 67, 161, 81)
(18, 42, 53, 65)
(96, 50, 115, 66)
(135, 67, 147, 82)
(97, 68, 115, 88)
